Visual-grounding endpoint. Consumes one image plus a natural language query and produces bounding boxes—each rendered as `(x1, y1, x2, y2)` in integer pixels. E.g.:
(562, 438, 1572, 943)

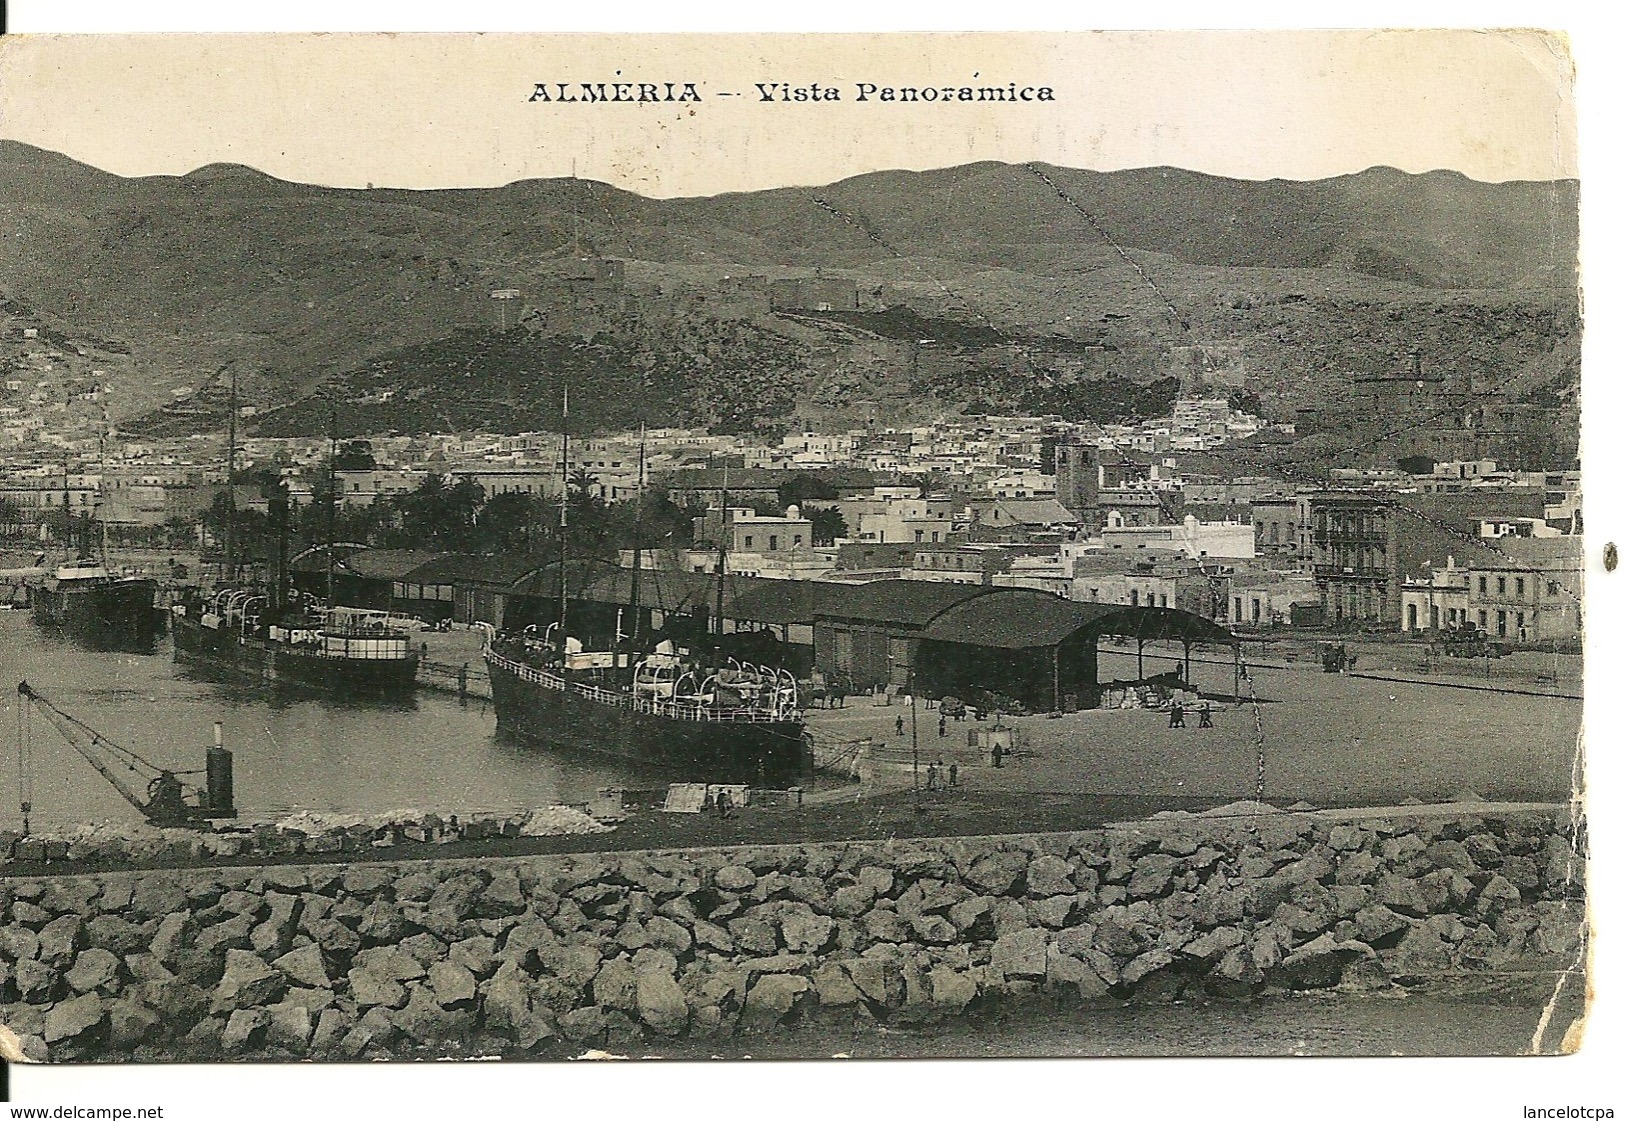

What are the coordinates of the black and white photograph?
(0, 10, 1614, 1117)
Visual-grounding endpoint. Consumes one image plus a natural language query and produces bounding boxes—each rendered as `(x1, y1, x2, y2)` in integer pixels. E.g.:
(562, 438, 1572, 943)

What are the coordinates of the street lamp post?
(894, 656, 922, 811)
(910, 668, 921, 812)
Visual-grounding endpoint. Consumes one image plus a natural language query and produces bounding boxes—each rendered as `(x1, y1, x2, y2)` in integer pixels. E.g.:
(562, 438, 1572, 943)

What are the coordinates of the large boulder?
(107, 998, 163, 1050)
(44, 993, 106, 1044)
(211, 949, 288, 1014)
(966, 851, 1029, 895)
(273, 945, 332, 989)
(346, 964, 409, 1010)
(394, 983, 475, 1044)
(266, 1002, 314, 1051)
(635, 966, 690, 1036)
(130, 876, 190, 920)
(856, 866, 895, 898)
(714, 865, 758, 893)
(1127, 855, 1178, 899)
(928, 966, 979, 1013)
(946, 895, 994, 934)
(1181, 925, 1244, 963)
(591, 957, 638, 1012)
(1030, 895, 1077, 929)
(65, 947, 121, 995)
(811, 963, 863, 1007)
(193, 913, 256, 957)
(356, 901, 410, 946)
(740, 974, 809, 1030)
(1120, 948, 1176, 987)
(1354, 905, 1410, 947)
(37, 915, 85, 965)
(691, 920, 735, 953)
(780, 907, 835, 954)
(221, 1008, 270, 1054)
(85, 916, 148, 957)
(1024, 855, 1076, 897)
(1475, 875, 1524, 921)
(250, 894, 303, 957)
(482, 962, 555, 1049)
(990, 928, 1048, 979)
(449, 935, 498, 979)
(1272, 933, 1368, 989)
(728, 917, 780, 956)
(428, 960, 478, 1007)
(0, 926, 42, 961)
(829, 884, 877, 918)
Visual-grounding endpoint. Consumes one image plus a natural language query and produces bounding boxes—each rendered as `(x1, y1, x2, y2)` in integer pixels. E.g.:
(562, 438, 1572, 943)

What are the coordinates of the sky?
(0, 30, 1580, 196)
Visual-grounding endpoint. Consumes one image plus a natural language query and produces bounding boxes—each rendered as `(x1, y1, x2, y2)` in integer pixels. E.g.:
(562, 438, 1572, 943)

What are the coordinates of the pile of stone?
(0, 808, 1587, 1062)
(0, 806, 617, 872)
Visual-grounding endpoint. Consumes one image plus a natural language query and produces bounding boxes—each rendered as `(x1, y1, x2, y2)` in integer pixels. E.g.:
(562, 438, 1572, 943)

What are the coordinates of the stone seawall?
(0, 806, 1587, 1062)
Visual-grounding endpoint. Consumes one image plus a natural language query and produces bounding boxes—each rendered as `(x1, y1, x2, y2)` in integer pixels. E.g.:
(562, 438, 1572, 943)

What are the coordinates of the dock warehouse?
(913, 588, 1239, 712)
(811, 580, 998, 691)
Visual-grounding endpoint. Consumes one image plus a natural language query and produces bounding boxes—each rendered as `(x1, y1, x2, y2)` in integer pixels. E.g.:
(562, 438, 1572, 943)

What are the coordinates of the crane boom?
(15, 681, 215, 827)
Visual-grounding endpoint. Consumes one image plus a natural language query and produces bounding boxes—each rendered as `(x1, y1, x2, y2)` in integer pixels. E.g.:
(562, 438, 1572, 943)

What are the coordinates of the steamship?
(485, 632, 809, 782)
(171, 588, 420, 693)
(31, 558, 161, 642)
(483, 406, 807, 782)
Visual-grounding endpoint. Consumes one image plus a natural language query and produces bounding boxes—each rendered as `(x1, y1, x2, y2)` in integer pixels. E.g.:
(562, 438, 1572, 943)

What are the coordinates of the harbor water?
(0, 611, 667, 829)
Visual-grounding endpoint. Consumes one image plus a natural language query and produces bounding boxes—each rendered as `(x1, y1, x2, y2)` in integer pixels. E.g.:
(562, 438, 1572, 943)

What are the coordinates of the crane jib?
(15, 680, 233, 829)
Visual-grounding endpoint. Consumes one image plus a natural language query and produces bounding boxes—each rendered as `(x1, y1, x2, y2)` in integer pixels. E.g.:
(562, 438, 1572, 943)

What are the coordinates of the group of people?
(1167, 700, 1216, 729)
(923, 759, 959, 792)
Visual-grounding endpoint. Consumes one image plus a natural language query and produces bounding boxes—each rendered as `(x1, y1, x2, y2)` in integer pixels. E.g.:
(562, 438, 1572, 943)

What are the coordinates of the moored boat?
(484, 630, 809, 783)
(172, 588, 420, 693)
(31, 559, 160, 642)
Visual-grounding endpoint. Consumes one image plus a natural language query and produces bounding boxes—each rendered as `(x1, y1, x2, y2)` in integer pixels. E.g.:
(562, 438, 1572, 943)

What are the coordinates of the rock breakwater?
(0, 806, 1586, 1062)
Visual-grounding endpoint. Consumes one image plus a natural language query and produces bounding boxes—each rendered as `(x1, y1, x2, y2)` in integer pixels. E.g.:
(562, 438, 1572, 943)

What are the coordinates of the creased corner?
(0, 1019, 39, 1063)
(1526, 730, 1588, 1056)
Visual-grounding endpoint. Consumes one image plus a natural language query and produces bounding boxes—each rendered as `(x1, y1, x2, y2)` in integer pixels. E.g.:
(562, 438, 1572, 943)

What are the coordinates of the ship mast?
(556, 384, 570, 645)
(60, 455, 72, 560)
(627, 424, 645, 649)
(224, 368, 238, 585)
(95, 382, 109, 566)
(713, 465, 728, 639)
(325, 405, 337, 614)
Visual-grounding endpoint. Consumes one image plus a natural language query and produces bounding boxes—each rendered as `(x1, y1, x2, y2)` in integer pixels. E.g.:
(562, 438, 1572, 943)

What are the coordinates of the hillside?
(0, 142, 1582, 443)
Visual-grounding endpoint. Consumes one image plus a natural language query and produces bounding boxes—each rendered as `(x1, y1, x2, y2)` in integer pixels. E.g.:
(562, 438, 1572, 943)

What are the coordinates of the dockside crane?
(14, 681, 236, 831)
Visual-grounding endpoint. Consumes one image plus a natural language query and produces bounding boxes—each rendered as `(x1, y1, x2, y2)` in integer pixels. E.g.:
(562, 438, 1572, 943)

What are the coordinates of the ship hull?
(31, 578, 161, 641)
(486, 654, 810, 784)
(173, 615, 420, 693)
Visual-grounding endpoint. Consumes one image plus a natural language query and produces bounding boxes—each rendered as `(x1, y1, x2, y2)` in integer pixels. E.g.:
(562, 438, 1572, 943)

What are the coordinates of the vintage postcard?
(0, 27, 1591, 1081)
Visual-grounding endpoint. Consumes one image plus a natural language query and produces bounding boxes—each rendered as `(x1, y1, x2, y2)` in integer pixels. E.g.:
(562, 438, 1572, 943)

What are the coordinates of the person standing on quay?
(1169, 701, 1185, 729)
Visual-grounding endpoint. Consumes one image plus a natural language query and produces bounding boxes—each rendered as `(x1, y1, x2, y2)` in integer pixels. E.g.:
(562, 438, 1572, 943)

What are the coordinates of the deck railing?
(486, 648, 802, 725)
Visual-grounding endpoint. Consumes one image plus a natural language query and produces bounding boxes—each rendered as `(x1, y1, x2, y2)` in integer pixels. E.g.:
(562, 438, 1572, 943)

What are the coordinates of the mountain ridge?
(0, 141, 1581, 441)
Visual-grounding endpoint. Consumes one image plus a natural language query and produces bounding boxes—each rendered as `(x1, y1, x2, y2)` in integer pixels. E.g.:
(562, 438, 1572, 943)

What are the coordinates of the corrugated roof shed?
(403, 553, 549, 586)
(335, 550, 447, 581)
(811, 579, 995, 626)
(921, 589, 1235, 648)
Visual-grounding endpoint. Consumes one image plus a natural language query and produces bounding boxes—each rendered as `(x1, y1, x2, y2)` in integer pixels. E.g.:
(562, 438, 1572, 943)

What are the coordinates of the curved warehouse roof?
(919, 589, 1235, 649)
(809, 579, 997, 626)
